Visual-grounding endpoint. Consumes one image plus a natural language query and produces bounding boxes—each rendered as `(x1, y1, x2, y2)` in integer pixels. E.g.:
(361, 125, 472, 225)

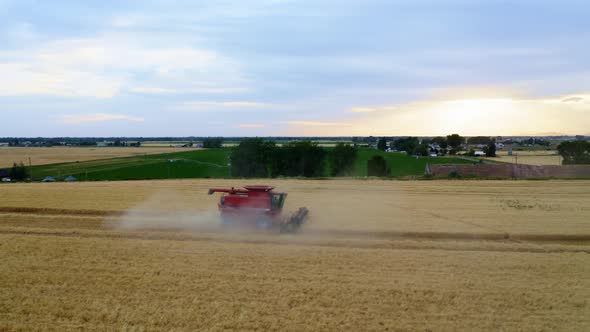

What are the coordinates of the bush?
(276, 141, 326, 177)
(414, 144, 429, 156)
(467, 136, 492, 145)
(448, 170, 462, 179)
(557, 140, 590, 164)
(203, 137, 223, 149)
(230, 138, 275, 177)
(367, 156, 388, 176)
(230, 139, 328, 178)
(329, 143, 356, 176)
(391, 137, 418, 154)
(447, 134, 465, 153)
(377, 138, 387, 151)
(9, 162, 28, 181)
(486, 141, 496, 157)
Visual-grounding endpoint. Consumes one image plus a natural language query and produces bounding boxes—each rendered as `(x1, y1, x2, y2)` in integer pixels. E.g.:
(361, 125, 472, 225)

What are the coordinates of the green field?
(30, 148, 475, 181)
(32, 150, 230, 181)
(353, 149, 473, 177)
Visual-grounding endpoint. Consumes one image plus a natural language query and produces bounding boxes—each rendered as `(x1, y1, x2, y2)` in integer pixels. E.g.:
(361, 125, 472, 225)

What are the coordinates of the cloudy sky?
(1, 0, 589, 137)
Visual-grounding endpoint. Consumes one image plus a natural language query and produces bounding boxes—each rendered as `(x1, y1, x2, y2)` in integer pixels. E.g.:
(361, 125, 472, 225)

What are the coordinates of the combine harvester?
(208, 185, 309, 233)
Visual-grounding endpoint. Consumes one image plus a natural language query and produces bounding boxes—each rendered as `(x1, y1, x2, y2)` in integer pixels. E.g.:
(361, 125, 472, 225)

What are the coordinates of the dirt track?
(1, 179, 590, 331)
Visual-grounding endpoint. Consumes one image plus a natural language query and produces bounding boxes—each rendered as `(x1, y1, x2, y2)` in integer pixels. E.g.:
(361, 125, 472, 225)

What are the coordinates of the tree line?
(379, 134, 469, 156)
(557, 140, 590, 164)
(230, 139, 356, 178)
(377, 134, 502, 157)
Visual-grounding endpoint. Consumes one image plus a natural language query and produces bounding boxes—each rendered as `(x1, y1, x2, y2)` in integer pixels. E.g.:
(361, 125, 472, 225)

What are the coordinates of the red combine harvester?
(208, 185, 308, 232)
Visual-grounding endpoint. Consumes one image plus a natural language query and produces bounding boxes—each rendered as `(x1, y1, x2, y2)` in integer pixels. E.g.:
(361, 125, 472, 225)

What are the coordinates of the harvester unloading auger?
(208, 185, 309, 233)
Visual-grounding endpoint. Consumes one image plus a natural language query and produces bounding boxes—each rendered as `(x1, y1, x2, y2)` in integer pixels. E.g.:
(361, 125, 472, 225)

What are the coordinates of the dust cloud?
(105, 182, 410, 239)
(107, 191, 221, 232)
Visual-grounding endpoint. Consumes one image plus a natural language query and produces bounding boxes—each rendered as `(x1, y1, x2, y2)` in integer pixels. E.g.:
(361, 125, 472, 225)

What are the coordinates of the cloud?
(3, 22, 38, 42)
(129, 86, 249, 95)
(61, 113, 144, 124)
(106, 2, 288, 29)
(239, 123, 265, 128)
(287, 121, 352, 127)
(0, 63, 126, 98)
(428, 86, 528, 101)
(222, 102, 264, 107)
(173, 101, 274, 112)
(0, 33, 243, 98)
(109, 14, 152, 28)
(560, 95, 590, 104)
(349, 107, 378, 113)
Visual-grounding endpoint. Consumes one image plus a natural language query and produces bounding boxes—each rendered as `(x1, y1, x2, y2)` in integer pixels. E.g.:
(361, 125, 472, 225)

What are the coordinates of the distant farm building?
(64, 176, 78, 181)
(42, 176, 56, 182)
(473, 151, 486, 156)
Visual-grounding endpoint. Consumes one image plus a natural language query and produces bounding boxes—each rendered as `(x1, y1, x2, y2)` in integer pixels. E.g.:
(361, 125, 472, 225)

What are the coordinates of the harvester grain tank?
(207, 185, 308, 232)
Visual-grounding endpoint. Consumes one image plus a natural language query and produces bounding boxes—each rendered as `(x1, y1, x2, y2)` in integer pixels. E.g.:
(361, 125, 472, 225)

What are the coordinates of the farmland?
(31, 149, 230, 181)
(482, 150, 563, 165)
(25, 148, 475, 181)
(0, 146, 198, 168)
(1, 179, 589, 331)
(354, 149, 473, 177)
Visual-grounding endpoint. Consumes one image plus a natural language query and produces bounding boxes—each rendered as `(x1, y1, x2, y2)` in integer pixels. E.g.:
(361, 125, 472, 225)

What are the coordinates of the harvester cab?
(208, 185, 308, 233)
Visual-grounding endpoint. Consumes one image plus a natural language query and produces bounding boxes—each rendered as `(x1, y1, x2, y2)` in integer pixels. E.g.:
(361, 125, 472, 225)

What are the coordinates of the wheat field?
(483, 150, 563, 165)
(0, 147, 200, 167)
(1, 179, 589, 331)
